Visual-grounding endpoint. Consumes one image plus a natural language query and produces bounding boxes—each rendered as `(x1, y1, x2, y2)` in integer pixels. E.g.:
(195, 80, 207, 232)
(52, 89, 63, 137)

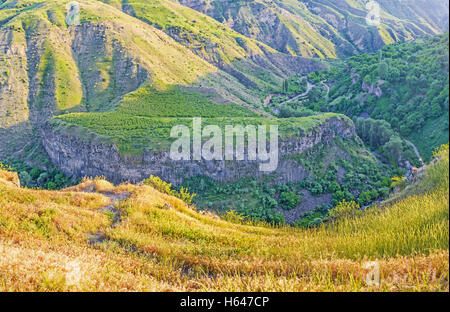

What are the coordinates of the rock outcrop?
(0, 170, 20, 187)
(41, 115, 356, 185)
(362, 81, 383, 98)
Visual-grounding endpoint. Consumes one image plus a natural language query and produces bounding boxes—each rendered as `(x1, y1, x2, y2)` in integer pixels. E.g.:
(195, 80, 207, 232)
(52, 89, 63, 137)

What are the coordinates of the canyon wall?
(42, 115, 356, 185)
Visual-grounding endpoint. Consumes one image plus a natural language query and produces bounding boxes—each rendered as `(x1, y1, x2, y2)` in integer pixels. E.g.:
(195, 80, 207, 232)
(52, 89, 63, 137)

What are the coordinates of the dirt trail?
(264, 76, 314, 110)
(404, 139, 424, 167)
(280, 79, 314, 105)
(87, 191, 131, 245)
(320, 81, 330, 103)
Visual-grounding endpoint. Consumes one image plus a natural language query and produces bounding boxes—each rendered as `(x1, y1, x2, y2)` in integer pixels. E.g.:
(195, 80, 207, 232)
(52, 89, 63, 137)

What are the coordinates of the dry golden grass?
(63, 177, 117, 193)
(0, 147, 448, 292)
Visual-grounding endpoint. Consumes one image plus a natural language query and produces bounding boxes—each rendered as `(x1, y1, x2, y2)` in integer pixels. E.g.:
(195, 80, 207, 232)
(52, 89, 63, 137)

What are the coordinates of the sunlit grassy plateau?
(0, 145, 448, 291)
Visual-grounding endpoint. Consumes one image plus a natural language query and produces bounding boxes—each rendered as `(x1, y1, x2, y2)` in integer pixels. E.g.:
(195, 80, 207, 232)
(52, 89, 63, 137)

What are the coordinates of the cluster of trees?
(185, 138, 398, 225)
(355, 118, 394, 148)
(4, 158, 76, 190)
(277, 85, 328, 117)
(293, 138, 395, 211)
(327, 34, 449, 160)
(279, 106, 316, 118)
(182, 175, 305, 224)
(277, 34, 449, 161)
(281, 75, 307, 95)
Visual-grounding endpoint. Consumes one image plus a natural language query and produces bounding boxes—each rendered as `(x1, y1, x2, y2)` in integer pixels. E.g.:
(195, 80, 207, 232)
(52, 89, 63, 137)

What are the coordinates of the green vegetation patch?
(117, 85, 257, 118)
(181, 137, 396, 224)
(296, 34, 449, 161)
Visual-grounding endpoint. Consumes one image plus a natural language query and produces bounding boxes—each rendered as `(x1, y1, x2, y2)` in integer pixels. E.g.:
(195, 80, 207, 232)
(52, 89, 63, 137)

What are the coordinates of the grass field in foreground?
(0, 146, 448, 291)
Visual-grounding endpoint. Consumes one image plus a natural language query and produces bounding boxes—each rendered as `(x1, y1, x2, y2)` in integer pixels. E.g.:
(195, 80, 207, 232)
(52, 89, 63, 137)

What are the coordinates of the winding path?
(320, 81, 330, 103)
(280, 79, 315, 105)
(265, 76, 331, 115)
(271, 77, 316, 115)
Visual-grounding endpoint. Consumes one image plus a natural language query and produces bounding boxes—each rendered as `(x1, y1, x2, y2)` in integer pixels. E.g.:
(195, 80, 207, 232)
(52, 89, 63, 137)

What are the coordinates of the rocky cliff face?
(71, 22, 150, 112)
(41, 116, 356, 185)
(0, 26, 30, 129)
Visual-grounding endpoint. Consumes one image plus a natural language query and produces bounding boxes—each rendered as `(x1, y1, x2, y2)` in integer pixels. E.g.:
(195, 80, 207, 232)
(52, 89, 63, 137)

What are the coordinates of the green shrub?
(143, 175, 196, 205)
(279, 191, 302, 210)
(390, 176, 407, 190)
(222, 210, 246, 224)
(143, 175, 175, 196)
(19, 171, 32, 185)
(327, 200, 362, 221)
(178, 187, 196, 205)
(0, 162, 12, 171)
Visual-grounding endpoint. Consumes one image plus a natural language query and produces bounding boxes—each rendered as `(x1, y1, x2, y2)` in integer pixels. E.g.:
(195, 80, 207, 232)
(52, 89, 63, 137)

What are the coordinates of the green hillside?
(274, 33, 449, 161)
(0, 1, 448, 220)
(0, 0, 321, 130)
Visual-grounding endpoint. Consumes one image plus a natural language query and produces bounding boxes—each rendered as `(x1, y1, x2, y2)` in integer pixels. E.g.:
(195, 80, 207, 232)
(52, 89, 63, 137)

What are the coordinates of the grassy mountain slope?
(0, 144, 448, 291)
(271, 33, 449, 162)
(178, 0, 449, 58)
(0, 0, 263, 126)
(97, 0, 322, 93)
(0, 0, 321, 184)
(0, 1, 321, 122)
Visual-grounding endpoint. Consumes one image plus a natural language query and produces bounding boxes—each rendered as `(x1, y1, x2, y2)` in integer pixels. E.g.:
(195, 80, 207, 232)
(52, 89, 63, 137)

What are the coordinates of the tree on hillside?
(384, 136, 403, 165)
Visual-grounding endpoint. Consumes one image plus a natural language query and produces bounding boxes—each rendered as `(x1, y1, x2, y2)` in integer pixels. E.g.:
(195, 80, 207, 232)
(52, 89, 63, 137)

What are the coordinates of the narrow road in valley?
(264, 77, 329, 115)
(280, 79, 314, 105)
(320, 81, 330, 104)
(404, 139, 425, 167)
